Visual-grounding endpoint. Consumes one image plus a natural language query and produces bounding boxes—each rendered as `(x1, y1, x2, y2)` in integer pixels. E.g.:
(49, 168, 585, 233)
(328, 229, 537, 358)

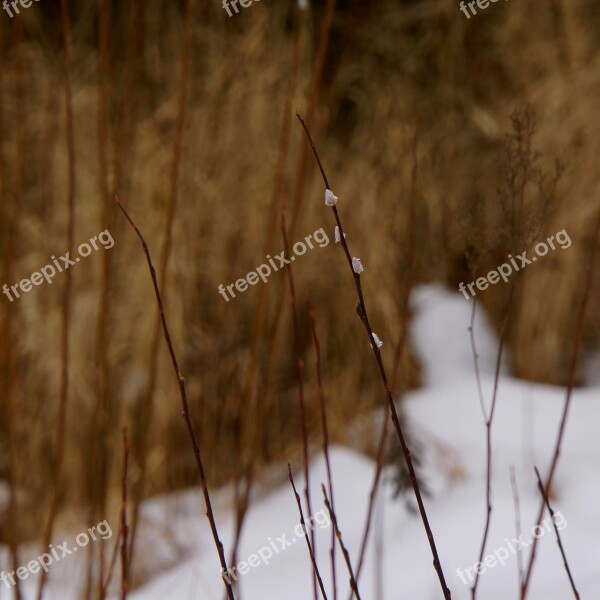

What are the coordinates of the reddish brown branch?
(128, 0, 195, 561)
(120, 428, 130, 600)
(0, 20, 25, 600)
(290, 0, 338, 237)
(322, 485, 361, 600)
(308, 301, 338, 600)
(281, 201, 317, 600)
(533, 467, 579, 599)
(116, 199, 235, 600)
(88, 2, 115, 596)
(288, 466, 329, 600)
(469, 297, 508, 599)
(37, 2, 76, 596)
(296, 113, 452, 599)
(509, 465, 524, 588)
(100, 523, 123, 597)
(228, 1, 307, 576)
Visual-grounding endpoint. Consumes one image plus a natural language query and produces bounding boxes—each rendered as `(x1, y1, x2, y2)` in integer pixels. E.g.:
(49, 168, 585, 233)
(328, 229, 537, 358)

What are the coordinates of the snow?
(2, 283, 598, 599)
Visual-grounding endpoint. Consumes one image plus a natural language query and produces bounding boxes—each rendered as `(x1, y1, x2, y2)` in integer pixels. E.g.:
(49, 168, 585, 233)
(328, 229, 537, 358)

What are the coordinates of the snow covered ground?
(2, 283, 598, 599)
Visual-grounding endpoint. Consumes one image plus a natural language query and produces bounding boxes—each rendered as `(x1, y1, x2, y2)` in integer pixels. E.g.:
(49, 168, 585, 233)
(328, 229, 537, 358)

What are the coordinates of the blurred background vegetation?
(0, 0, 599, 594)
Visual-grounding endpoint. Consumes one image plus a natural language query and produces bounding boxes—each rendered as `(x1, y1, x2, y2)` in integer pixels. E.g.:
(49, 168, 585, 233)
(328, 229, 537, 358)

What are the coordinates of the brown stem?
(509, 465, 524, 588)
(228, 3, 307, 578)
(128, 0, 195, 563)
(120, 428, 130, 600)
(116, 199, 235, 599)
(89, 1, 115, 596)
(308, 301, 338, 600)
(281, 201, 317, 600)
(100, 523, 123, 597)
(533, 466, 579, 599)
(322, 485, 361, 600)
(469, 297, 509, 599)
(288, 466, 329, 600)
(37, 1, 76, 596)
(296, 113, 452, 599)
(289, 0, 338, 238)
(0, 20, 25, 600)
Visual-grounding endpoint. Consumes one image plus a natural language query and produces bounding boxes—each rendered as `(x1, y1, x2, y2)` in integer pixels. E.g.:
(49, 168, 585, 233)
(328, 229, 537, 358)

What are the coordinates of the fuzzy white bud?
(371, 333, 383, 349)
(325, 189, 338, 206)
(334, 226, 346, 243)
(352, 257, 363, 274)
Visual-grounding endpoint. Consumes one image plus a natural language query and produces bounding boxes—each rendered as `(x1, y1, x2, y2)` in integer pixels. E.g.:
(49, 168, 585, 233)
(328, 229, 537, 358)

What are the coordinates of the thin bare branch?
(128, 0, 195, 561)
(533, 467, 579, 599)
(116, 199, 235, 600)
(290, 0, 338, 237)
(281, 200, 317, 600)
(120, 428, 130, 600)
(228, 1, 308, 579)
(322, 485, 362, 600)
(296, 112, 452, 600)
(510, 465, 524, 588)
(308, 301, 337, 600)
(100, 524, 123, 597)
(288, 465, 329, 600)
(37, 1, 76, 596)
(469, 296, 509, 599)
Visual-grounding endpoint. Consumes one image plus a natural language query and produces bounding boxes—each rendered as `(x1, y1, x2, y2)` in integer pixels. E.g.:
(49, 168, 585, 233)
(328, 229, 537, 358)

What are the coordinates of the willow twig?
(116, 199, 235, 600)
(469, 295, 510, 600)
(281, 201, 317, 600)
(322, 485, 361, 600)
(509, 465, 524, 587)
(288, 465, 329, 600)
(308, 301, 337, 600)
(533, 467, 579, 599)
(296, 113, 451, 599)
(120, 428, 130, 600)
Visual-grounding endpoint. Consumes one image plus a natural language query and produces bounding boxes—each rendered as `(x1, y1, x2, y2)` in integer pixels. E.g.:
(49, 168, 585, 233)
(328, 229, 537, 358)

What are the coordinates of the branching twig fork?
(469, 292, 511, 600)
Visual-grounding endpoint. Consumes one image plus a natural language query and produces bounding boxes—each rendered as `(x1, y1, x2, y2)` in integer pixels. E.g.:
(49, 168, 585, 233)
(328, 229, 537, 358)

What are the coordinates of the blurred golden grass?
(0, 0, 599, 590)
